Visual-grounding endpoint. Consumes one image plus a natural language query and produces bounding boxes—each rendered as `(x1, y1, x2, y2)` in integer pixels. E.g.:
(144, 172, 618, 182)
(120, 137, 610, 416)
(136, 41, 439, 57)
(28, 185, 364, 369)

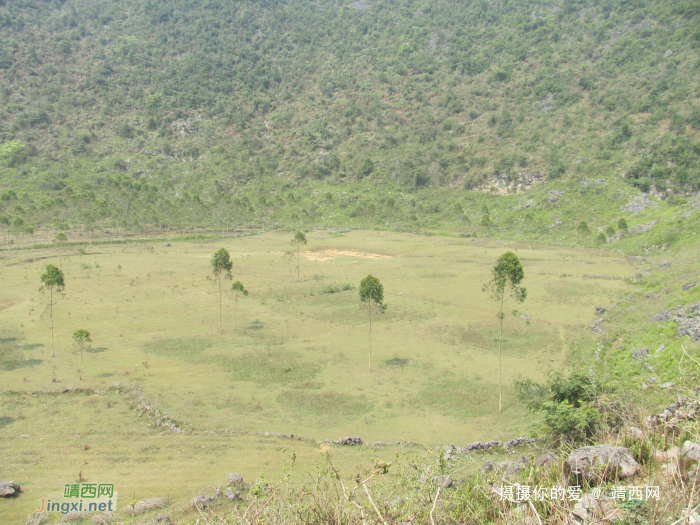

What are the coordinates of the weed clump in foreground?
(170, 369, 700, 525)
(176, 410, 697, 525)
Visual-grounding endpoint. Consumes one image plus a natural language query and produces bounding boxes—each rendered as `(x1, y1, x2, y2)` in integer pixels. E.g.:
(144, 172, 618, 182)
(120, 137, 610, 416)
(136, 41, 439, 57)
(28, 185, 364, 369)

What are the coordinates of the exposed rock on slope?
(565, 445, 640, 482)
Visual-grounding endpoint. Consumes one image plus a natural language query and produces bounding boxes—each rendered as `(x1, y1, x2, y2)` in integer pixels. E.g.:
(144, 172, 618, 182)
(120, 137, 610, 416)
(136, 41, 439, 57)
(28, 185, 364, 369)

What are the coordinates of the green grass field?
(0, 230, 637, 522)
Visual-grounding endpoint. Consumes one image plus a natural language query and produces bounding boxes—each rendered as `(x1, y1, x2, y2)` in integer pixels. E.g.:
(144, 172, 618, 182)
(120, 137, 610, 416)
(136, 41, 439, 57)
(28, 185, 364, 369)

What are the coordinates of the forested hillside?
(0, 0, 699, 232)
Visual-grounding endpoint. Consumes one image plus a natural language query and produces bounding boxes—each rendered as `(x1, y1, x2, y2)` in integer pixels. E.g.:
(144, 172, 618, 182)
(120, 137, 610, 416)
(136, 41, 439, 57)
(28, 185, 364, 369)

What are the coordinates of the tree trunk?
(297, 242, 300, 281)
(498, 315, 503, 413)
(218, 277, 222, 333)
(368, 305, 372, 372)
(235, 292, 238, 327)
(498, 295, 504, 413)
(50, 287, 55, 358)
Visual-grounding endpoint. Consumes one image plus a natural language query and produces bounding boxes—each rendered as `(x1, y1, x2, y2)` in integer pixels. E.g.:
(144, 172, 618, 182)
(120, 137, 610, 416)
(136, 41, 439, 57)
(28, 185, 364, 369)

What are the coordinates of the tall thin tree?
(211, 248, 233, 332)
(359, 274, 386, 372)
(55, 232, 67, 267)
(72, 329, 91, 380)
(291, 230, 307, 281)
(230, 281, 248, 327)
(283, 250, 294, 281)
(40, 264, 65, 357)
(483, 251, 527, 413)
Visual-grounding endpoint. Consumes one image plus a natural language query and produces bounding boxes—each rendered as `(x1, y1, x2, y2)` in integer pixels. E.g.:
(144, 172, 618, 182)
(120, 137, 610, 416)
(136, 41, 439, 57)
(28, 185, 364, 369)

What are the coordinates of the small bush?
(514, 371, 600, 445)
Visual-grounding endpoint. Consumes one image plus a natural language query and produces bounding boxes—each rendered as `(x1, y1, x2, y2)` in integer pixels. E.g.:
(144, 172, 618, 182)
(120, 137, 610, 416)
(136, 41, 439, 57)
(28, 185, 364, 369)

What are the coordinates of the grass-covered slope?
(0, 0, 699, 233)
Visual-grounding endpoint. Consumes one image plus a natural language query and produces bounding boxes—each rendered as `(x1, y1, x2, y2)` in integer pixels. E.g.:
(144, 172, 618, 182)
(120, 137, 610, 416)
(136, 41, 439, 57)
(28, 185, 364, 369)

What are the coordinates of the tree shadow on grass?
(19, 343, 44, 350)
(1, 331, 43, 370)
(0, 416, 14, 429)
(87, 347, 108, 354)
(0, 358, 43, 371)
(384, 357, 410, 367)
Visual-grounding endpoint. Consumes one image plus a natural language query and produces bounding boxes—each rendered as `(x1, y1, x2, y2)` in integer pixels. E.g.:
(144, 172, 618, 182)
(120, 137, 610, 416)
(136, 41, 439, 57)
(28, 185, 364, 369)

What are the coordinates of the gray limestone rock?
(227, 473, 244, 486)
(225, 488, 241, 501)
(621, 195, 659, 213)
(680, 441, 700, 483)
(565, 445, 640, 482)
(0, 481, 20, 497)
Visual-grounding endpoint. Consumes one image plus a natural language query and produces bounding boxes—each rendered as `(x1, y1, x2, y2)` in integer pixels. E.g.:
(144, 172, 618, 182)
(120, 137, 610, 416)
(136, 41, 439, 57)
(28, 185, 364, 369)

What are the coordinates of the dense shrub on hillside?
(514, 371, 602, 445)
(0, 0, 698, 229)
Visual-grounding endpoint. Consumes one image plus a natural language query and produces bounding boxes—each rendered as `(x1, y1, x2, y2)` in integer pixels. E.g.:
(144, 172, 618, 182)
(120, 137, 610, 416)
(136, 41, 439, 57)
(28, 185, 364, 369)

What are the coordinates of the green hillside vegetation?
(1, 0, 699, 235)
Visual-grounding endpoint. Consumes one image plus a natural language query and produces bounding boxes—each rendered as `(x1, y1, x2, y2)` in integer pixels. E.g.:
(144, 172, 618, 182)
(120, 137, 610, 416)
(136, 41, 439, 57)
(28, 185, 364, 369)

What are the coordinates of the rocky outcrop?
(225, 488, 241, 501)
(446, 437, 536, 456)
(621, 195, 659, 213)
(648, 303, 700, 341)
(192, 495, 213, 507)
(649, 308, 674, 322)
(647, 395, 700, 430)
(0, 481, 20, 497)
(678, 317, 700, 342)
(679, 441, 700, 484)
(332, 436, 363, 446)
(590, 316, 605, 334)
(122, 497, 169, 515)
(567, 493, 619, 524)
(632, 347, 649, 360)
(549, 190, 565, 203)
(227, 473, 244, 486)
(565, 445, 640, 482)
(481, 455, 532, 478)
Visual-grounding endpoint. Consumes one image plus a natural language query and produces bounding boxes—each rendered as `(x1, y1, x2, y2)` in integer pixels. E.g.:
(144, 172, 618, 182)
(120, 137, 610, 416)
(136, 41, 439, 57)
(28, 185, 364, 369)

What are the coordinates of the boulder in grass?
(334, 436, 363, 446)
(565, 445, 640, 483)
(537, 452, 558, 468)
(192, 495, 213, 507)
(679, 441, 700, 483)
(567, 493, 619, 524)
(0, 481, 20, 497)
(123, 497, 170, 515)
(227, 473, 244, 486)
(432, 475, 454, 488)
(225, 488, 241, 501)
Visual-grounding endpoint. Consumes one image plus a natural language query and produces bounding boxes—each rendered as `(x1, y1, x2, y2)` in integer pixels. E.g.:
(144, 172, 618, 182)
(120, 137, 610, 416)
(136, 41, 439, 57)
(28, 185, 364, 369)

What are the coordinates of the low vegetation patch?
(276, 391, 373, 421)
(230, 349, 320, 385)
(141, 337, 213, 359)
